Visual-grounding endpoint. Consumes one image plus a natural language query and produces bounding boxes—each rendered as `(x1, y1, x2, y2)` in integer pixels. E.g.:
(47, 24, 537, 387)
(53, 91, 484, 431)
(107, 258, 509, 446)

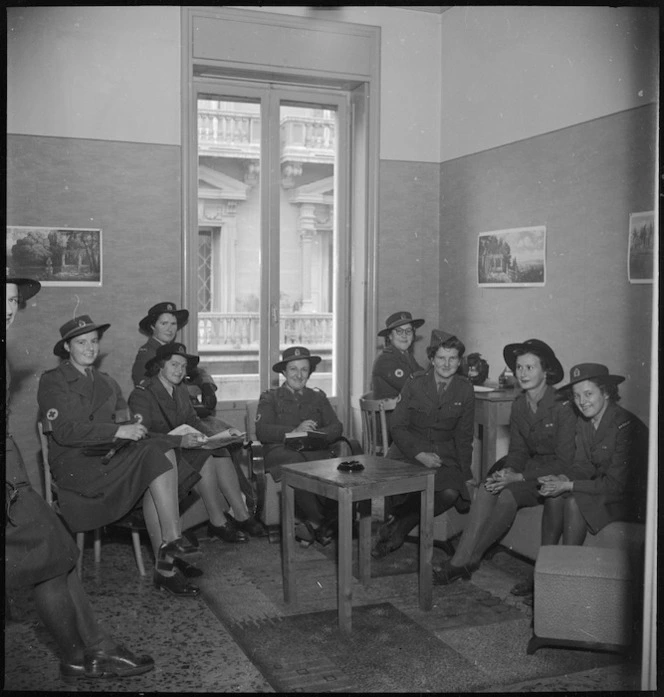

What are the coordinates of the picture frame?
(477, 226, 546, 287)
(627, 211, 654, 284)
(6, 226, 102, 287)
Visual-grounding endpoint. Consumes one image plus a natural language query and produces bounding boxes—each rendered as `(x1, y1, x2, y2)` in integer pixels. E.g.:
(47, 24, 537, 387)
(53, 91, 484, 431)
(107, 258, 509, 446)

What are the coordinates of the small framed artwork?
(6, 226, 102, 287)
(628, 211, 654, 284)
(477, 226, 546, 287)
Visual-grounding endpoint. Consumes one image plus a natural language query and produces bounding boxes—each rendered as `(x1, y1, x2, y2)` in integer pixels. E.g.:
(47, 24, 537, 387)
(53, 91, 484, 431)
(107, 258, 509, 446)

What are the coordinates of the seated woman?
(371, 310, 425, 399)
(128, 342, 265, 542)
(38, 315, 200, 598)
(538, 363, 648, 545)
(434, 338, 576, 586)
(255, 346, 357, 546)
(131, 301, 218, 416)
(372, 329, 474, 559)
(7, 279, 153, 679)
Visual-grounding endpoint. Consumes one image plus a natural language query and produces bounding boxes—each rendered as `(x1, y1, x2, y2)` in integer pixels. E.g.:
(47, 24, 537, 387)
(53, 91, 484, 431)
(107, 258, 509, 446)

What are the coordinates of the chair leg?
(76, 532, 85, 579)
(93, 529, 101, 564)
(131, 531, 146, 577)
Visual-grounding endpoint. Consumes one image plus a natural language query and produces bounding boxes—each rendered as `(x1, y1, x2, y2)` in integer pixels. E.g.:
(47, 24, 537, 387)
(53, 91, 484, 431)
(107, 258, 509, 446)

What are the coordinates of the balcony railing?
(198, 312, 333, 350)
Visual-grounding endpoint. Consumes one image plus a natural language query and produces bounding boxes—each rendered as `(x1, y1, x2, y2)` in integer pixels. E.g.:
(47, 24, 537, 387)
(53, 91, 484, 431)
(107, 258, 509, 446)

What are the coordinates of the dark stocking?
(541, 495, 565, 545)
(562, 495, 589, 545)
(33, 573, 86, 664)
(467, 488, 519, 566)
(390, 488, 461, 538)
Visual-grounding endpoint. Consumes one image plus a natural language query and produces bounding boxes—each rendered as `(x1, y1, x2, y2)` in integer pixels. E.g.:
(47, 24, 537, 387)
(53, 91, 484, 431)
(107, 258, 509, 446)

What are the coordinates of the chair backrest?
(37, 421, 54, 506)
(245, 400, 260, 441)
(359, 392, 398, 456)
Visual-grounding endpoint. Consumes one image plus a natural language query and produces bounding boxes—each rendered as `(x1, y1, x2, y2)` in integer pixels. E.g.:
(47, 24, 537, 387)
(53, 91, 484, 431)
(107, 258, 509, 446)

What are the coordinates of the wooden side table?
(280, 455, 435, 633)
(473, 388, 518, 480)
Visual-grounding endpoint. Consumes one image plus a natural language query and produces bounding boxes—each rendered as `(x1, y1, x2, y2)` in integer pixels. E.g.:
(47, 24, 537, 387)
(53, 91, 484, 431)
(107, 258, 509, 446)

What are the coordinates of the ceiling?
(394, 6, 453, 13)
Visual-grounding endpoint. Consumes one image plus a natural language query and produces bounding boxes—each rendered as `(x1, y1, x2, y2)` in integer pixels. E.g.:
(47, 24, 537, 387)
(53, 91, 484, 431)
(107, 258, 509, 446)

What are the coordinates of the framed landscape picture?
(477, 226, 546, 287)
(6, 226, 102, 287)
(627, 211, 654, 284)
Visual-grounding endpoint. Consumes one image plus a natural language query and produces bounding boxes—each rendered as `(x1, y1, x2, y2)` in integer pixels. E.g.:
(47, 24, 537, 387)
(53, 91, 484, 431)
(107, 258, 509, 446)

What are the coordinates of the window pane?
(279, 103, 337, 395)
(197, 97, 261, 400)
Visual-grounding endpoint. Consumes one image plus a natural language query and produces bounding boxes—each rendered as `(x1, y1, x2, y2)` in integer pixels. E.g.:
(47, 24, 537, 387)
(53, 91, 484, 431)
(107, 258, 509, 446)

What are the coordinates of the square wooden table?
(280, 454, 435, 633)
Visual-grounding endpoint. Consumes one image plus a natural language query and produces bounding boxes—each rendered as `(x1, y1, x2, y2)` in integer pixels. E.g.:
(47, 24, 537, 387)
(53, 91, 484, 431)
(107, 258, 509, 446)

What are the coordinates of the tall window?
(192, 83, 348, 402)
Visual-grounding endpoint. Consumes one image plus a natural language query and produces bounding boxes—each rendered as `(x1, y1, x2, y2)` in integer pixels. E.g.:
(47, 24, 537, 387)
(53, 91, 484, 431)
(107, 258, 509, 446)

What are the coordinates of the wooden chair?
(38, 422, 147, 578)
(358, 393, 398, 456)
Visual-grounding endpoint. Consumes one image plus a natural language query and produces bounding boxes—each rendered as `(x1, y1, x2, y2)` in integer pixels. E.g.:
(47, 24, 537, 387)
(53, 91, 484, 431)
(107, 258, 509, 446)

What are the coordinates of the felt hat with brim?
(503, 338, 564, 385)
(6, 276, 41, 302)
(558, 363, 625, 391)
(378, 311, 425, 337)
(54, 315, 111, 358)
(144, 342, 200, 374)
(139, 302, 189, 334)
(427, 329, 457, 350)
(272, 346, 321, 373)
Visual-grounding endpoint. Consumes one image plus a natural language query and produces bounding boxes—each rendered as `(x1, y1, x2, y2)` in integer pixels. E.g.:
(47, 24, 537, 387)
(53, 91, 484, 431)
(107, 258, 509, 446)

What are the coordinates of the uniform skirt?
(5, 436, 78, 589)
(50, 437, 200, 533)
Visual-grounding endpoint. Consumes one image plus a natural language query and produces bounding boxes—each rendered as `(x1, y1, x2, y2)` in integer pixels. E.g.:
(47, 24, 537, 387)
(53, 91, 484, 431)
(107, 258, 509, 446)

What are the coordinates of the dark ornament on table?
(462, 353, 490, 386)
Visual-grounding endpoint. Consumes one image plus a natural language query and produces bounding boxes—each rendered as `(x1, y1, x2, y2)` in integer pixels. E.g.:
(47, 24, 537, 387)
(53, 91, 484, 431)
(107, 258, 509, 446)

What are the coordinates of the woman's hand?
(115, 424, 147, 441)
(538, 474, 572, 497)
(484, 468, 523, 494)
(415, 452, 442, 469)
(296, 419, 318, 432)
(181, 433, 208, 449)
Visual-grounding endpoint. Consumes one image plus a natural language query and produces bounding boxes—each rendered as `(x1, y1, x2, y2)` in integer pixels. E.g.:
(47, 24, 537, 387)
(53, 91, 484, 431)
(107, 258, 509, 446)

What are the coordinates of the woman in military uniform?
(37, 315, 200, 598)
(371, 310, 425, 399)
(434, 338, 576, 586)
(538, 363, 648, 543)
(6, 278, 154, 678)
(256, 346, 353, 545)
(131, 301, 218, 417)
(128, 342, 264, 543)
(372, 329, 475, 559)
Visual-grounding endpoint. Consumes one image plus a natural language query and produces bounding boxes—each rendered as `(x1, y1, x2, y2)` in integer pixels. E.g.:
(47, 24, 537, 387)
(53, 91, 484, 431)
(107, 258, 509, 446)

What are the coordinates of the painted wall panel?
(440, 6, 659, 162)
(6, 135, 182, 492)
(7, 6, 181, 145)
(438, 105, 656, 425)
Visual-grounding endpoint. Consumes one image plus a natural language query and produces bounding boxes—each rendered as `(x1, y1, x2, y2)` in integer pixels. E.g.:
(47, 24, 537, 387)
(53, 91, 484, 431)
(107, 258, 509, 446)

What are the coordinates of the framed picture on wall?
(6, 226, 102, 287)
(627, 211, 654, 284)
(477, 226, 546, 287)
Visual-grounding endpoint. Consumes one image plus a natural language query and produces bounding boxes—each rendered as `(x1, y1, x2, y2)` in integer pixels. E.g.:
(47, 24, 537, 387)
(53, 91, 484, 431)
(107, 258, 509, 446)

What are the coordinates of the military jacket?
(371, 345, 423, 399)
(128, 376, 231, 442)
(504, 385, 576, 480)
(389, 370, 475, 481)
(569, 401, 648, 532)
(255, 385, 342, 445)
(131, 336, 215, 388)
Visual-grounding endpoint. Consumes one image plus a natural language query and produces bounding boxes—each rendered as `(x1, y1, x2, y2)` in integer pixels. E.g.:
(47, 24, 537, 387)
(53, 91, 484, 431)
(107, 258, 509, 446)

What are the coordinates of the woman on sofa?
(433, 338, 576, 587)
(537, 363, 648, 544)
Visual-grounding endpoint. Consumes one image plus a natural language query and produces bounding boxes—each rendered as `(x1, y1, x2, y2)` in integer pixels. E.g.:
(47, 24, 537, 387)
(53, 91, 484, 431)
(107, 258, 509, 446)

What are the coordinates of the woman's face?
(389, 323, 414, 351)
(152, 313, 178, 344)
(160, 354, 188, 387)
(432, 346, 460, 380)
(6, 284, 19, 328)
(65, 330, 100, 370)
(572, 379, 608, 420)
(284, 358, 311, 392)
(515, 352, 547, 392)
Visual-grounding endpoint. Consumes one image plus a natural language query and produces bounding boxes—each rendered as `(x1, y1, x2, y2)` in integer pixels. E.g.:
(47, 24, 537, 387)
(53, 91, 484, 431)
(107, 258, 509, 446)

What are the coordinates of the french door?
(187, 78, 350, 406)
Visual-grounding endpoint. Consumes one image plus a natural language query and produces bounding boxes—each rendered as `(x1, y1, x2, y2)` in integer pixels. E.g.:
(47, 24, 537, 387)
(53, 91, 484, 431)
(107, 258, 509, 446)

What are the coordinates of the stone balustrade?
(198, 312, 333, 349)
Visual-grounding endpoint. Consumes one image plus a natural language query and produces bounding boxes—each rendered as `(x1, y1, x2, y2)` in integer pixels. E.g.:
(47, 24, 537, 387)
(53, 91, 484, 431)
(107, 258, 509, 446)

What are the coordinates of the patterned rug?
(198, 535, 631, 692)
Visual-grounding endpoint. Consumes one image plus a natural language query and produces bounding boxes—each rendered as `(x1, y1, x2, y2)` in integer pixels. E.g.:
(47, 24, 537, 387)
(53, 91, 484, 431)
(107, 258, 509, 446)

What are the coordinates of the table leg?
(357, 499, 372, 585)
(418, 477, 434, 611)
(281, 482, 296, 604)
(337, 489, 353, 633)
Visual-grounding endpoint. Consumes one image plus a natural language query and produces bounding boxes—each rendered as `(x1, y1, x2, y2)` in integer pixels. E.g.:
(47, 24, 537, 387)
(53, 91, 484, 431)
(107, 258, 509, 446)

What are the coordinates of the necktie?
(437, 381, 445, 397)
(85, 368, 94, 382)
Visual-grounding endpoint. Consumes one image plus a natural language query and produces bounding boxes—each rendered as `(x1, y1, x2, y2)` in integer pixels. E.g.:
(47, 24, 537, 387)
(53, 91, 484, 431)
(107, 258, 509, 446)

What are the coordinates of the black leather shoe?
(60, 660, 86, 679)
(84, 644, 155, 678)
(232, 515, 267, 537)
(432, 560, 476, 586)
(208, 522, 249, 543)
(173, 557, 204, 578)
(154, 570, 201, 598)
(371, 515, 411, 559)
